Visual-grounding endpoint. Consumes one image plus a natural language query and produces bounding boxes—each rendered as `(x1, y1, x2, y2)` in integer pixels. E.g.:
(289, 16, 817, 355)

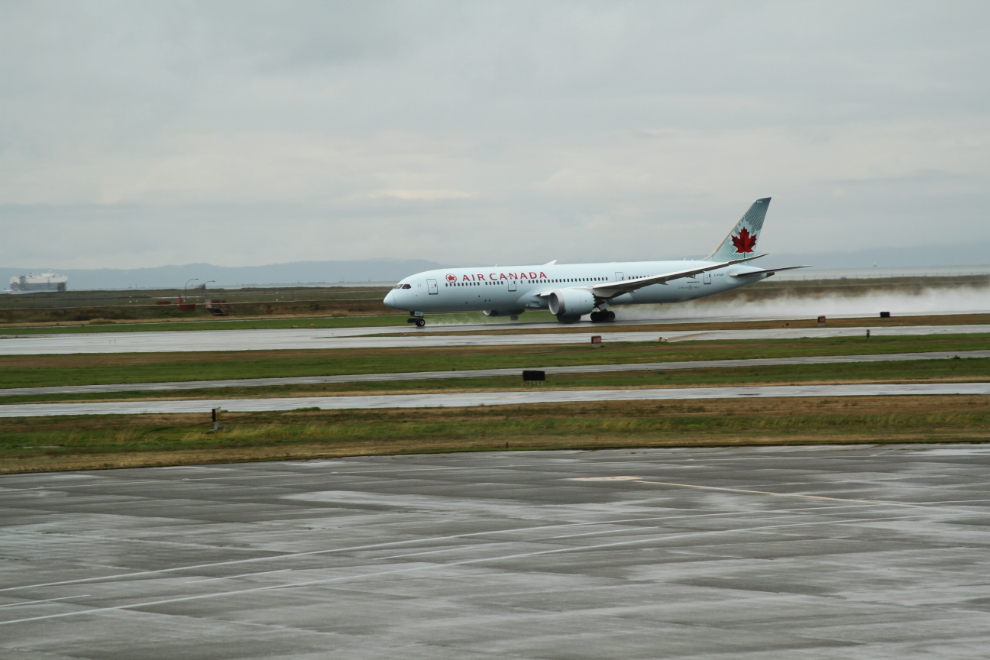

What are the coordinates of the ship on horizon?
(9, 272, 68, 292)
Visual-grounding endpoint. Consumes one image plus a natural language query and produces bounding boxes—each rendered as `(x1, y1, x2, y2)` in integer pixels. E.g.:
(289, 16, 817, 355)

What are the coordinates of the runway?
(2, 322, 989, 355)
(3, 349, 989, 398)
(3, 381, 988, 417)
(2, 445, 989, 659)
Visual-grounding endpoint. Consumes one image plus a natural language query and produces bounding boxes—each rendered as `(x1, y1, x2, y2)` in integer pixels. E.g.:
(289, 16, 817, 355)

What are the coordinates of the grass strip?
(3, 333, 989, 390)
(2, 396, 987, 474)
(3, 356, 988, 404)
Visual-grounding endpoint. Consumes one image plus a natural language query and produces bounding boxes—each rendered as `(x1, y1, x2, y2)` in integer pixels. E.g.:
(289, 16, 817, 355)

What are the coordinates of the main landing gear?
(407, 312, 426, 327)
(590, 310, 615, 323)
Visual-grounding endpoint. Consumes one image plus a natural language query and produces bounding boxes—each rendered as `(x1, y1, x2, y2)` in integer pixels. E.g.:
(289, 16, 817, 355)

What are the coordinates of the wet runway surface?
(3, 322, 989, 355)
(3, 349, 988, 398)
(3, 382, 989, 418)
(2, 445, 989, 659)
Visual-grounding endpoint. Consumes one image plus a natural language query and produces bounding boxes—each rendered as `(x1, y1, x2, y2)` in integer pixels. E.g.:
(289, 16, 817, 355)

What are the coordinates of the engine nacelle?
(483, 309, 526, 317)
(548, 288, 596, 321)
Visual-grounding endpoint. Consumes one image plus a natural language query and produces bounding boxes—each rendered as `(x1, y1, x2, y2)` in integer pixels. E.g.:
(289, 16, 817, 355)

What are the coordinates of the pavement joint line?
(1, 529, 272, 552)
(0, 513, 734, 594)
(0, 462, 548, 492)
(0, 595, 90, 609)
(625, 478, 945, 510)
(371, 522, 721, 563)
(0, 515, 894, 627)
(0, 501, 892, 597)
(183, 568, 295, 585)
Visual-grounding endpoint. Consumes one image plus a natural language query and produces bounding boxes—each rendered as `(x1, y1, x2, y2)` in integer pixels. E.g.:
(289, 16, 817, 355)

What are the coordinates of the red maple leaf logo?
(445, 273, 457, 282)
(731, 227, 757, 254)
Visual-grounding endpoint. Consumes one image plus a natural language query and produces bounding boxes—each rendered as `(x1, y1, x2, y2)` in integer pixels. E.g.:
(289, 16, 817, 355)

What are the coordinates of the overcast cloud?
(2, 1, 988, 269)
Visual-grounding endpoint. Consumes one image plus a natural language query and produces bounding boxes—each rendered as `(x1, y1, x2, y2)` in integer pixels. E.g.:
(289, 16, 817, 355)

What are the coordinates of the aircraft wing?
(590, 254, 768, 299)
(729, 265, 810, 278)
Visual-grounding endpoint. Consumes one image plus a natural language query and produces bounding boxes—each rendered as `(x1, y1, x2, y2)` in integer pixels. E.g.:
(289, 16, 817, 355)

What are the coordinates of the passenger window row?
(442, 276, 615, 287)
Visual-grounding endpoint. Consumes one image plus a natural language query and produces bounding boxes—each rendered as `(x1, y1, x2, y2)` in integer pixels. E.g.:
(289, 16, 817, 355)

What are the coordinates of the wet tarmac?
(2, 445, 989, 659)
(2, 323, 989, 355)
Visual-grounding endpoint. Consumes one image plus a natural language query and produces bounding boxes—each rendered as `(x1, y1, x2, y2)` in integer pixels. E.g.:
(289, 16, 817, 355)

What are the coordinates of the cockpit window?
(402, 283, 412, 289)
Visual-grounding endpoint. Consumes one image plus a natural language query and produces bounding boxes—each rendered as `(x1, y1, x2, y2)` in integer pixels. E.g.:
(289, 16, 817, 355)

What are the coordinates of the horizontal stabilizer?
(729, 265, 810, 278)
(590, 254, 766, 299)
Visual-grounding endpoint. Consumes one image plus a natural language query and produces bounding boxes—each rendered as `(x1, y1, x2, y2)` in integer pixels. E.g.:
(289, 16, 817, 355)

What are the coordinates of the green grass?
(3, 395, 988, 474)
(2, 333, 988, 390)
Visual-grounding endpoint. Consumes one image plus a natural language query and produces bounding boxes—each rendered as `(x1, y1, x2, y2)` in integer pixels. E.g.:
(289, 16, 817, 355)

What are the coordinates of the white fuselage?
(383, 260, 769, 316)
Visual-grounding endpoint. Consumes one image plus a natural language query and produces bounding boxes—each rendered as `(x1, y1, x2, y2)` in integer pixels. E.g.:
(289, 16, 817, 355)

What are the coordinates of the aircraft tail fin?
(705, 197, 771, 262)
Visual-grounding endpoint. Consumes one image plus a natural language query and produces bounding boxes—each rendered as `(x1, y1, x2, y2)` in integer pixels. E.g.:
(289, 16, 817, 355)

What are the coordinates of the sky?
(2, 0, 988, 269)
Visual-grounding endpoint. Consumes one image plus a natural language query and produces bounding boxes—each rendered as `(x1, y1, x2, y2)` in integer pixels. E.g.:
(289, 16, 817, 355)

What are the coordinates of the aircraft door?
(703, 273, 712, 285)
(508, 279, 517, 292)
(615, 272, 624, 282)
(427, 279, 438, 295)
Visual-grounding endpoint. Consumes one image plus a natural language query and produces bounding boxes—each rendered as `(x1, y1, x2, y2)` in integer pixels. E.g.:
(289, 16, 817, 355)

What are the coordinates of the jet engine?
(548, 288, 596, 322)
(483, 309, 525, 317)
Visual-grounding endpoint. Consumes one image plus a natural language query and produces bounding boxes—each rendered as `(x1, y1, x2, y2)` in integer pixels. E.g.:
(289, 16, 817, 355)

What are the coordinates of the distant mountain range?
(4, 241, 990, 291)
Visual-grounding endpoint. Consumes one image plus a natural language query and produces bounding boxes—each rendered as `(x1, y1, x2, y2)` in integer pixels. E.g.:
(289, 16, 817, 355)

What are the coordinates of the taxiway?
(3, 381, 989, 417)
(2, 322, 989, 355)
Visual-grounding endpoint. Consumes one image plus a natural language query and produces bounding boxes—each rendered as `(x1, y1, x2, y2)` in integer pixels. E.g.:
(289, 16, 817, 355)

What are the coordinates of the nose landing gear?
(407, 312, 426, 327)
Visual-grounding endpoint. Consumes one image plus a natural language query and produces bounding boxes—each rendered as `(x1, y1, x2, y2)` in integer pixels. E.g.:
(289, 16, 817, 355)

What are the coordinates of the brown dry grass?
(3, 395, 987, 474)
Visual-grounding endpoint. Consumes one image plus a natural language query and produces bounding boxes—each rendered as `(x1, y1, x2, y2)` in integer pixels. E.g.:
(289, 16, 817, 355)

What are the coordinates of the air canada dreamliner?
(384, 197, 807, 326)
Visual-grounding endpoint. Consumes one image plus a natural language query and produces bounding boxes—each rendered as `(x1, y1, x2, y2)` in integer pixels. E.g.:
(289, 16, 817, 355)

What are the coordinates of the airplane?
(383, 197, 807, 326)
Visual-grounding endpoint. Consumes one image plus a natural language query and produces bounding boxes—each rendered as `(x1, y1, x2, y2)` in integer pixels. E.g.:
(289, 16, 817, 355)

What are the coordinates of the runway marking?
(371, 512, 913, 564)
(0, 515, 897, 627)
(569, 477, 938, 510)
(0, 501, 879, 597)
(0, 513, 737, 594)
(0, 595, 89, 609)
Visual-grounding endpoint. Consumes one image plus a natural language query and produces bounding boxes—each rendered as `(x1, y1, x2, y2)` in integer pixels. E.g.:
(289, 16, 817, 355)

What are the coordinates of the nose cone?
(383, 290, 397, 308)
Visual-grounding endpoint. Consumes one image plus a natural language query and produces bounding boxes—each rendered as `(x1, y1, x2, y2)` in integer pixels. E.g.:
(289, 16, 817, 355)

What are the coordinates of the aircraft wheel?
(607, 311, 615, 321)
(415, 318, 426, 327)
(590, 311, 602, 322)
